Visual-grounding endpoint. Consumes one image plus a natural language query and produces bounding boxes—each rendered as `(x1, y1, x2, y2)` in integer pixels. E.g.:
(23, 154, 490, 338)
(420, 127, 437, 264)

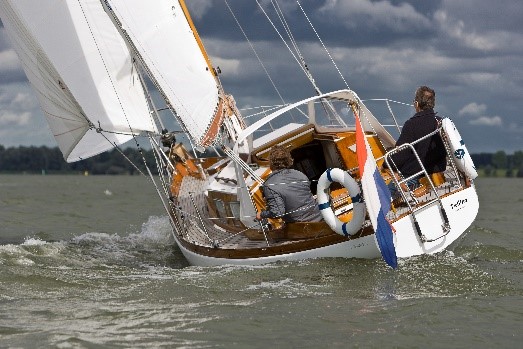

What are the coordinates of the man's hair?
(414, 86, 436, 110)
(269, 145, 293, 171)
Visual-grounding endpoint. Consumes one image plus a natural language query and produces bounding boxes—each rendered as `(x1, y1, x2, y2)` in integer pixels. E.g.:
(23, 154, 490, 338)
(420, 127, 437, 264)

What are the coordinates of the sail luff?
(105, 0, 223, 147)
(178, 0, 217, 79)
(100, 0, 193, 140)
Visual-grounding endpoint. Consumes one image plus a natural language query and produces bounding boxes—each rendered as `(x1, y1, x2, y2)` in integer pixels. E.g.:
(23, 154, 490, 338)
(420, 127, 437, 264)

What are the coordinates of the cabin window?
(213, 199, 227, 223)
(229, 201, 243, 227)
(230, 201, 240, 218)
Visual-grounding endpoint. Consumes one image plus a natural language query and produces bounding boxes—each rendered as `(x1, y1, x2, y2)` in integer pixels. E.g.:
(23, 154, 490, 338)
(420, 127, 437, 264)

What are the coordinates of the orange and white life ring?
(316, 168, 366, 237)
(441, 118, 478, 179)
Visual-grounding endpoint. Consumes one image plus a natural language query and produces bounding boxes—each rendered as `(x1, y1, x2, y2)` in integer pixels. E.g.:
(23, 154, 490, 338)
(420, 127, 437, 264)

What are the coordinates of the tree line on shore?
(0, 145, 522, 177)
(0, 145, 156, 175)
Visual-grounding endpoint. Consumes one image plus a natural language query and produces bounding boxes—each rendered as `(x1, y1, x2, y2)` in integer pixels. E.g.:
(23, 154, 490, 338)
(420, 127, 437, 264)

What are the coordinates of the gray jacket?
(260, 169, 323, 223)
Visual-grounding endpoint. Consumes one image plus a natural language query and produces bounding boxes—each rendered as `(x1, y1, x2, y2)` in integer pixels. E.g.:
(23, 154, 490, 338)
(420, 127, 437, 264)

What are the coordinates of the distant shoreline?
(1, 145, 522, 177)
(0, 170, 520, 178)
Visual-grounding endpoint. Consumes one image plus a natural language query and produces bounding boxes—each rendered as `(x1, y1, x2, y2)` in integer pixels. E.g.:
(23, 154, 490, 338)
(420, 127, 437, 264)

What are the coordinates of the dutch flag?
(354, 109, 398, 269)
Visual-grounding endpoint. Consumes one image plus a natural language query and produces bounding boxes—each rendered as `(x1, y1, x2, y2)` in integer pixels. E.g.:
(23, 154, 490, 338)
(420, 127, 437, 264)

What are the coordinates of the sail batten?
(0, 0, 157, 162)
(105, 0, 222, 146)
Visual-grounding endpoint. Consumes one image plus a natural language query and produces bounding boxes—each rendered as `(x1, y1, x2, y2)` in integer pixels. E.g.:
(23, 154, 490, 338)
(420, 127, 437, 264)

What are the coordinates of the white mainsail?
(105, 0, 222, 147)
(0, 0, 156, 162)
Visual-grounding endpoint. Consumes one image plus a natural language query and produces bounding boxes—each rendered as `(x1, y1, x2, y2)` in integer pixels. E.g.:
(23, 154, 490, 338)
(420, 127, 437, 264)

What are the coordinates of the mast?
(178, 0, 217, 79)
(178, 0, 248, 150)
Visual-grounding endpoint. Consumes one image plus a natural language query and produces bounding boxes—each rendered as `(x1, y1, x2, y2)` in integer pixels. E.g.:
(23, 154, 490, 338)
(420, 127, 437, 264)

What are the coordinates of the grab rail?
(383, 126, 451, 242)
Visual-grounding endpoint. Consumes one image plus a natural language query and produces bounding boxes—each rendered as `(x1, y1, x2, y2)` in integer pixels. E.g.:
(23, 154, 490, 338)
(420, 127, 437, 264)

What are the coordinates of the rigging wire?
(291, 0, 347, 126)
(257, 0, 332, 127)
(257, 0, 346, 126)
(223, 0, 296, 122)
(78, 1, 142, 151)
(94, 1, 195, 234)
(77, 2, 169, 191)
(100, 1, 198, 148)
(363, 98, 413, 133)
(254, 0, 311, 82)
(91, 128, 146, 176)
(84, 3, 179, 229)
(296, 1, 351, 90)
(136, 64, 166, 132)
(142, 143, 178, 234)
(270, 0, 319, 96)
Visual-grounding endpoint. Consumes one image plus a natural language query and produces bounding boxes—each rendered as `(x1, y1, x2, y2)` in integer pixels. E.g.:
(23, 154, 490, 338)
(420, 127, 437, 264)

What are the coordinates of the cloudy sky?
(1, 0, 522, 153)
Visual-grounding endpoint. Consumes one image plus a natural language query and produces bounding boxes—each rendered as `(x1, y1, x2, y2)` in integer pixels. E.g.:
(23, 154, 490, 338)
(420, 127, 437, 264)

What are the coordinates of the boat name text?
(450, 198, 467, 211)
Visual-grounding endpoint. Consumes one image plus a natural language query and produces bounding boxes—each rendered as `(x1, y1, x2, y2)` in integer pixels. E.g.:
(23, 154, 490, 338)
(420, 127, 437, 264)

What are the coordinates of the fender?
(442, 118, 478, 179)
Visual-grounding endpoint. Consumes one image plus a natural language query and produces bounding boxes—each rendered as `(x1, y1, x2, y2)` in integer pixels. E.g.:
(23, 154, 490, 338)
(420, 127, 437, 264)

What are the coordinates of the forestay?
(105, 0, 222, 147)
(0, 0, 156, 162)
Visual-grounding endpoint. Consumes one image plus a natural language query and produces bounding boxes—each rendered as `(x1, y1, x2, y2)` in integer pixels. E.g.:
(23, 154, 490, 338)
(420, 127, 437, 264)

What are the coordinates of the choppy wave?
(0, 216, 520, 301)
(1, 218, 522, 348)
(0, 215, 187, 270)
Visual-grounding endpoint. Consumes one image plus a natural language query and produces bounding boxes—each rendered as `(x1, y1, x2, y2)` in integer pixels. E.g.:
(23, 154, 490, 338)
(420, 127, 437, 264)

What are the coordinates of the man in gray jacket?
(256, 145, 323, 223)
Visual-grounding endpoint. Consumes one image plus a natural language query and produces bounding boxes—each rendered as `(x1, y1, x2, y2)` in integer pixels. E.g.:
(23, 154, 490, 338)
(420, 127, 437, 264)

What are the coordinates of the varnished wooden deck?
(174, 175, 278, 249)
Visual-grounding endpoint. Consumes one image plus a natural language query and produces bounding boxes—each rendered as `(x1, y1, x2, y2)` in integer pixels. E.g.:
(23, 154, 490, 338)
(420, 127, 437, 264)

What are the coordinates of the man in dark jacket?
(256, 145, 323, 223)
(387, 86, 447, 181)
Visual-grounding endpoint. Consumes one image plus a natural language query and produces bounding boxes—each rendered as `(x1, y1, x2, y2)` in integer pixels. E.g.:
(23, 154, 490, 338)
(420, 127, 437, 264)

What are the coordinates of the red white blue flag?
(354, 109, 398, 269)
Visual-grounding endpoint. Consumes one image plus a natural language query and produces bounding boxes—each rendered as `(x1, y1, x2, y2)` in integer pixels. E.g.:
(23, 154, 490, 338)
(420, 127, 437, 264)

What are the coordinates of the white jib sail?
(105, 0, 221, 146)
(0, 0, 157, 162)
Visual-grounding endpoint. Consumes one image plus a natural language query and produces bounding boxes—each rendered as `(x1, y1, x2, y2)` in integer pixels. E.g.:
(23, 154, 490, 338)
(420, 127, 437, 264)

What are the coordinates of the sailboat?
(0, 0, 479, 268)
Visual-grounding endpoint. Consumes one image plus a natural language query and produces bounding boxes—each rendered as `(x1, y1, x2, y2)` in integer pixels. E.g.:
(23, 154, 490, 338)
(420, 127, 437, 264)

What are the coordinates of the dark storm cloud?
(193, 1, 435, 47)
(183, 0, 523, 152)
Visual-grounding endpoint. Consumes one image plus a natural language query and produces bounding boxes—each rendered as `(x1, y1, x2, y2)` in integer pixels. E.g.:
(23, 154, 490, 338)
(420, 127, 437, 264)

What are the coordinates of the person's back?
(388, 86, 446, 177)
(256, 145, 323, 223)
(263, 168, 322, 223)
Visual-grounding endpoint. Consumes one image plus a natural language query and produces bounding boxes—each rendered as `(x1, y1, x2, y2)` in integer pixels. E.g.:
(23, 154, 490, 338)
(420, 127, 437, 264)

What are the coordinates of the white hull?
(171, 184, 478, 267)
(394, 184, 479, 257)
(173, 232, 381, 267)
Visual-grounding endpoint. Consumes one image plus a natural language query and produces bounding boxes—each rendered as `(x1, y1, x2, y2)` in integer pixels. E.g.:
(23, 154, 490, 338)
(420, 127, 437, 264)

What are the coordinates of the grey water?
(0, 175, 521, 348)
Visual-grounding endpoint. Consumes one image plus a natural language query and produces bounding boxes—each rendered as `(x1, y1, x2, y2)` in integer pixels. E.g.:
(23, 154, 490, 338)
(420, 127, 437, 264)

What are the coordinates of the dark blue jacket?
(389, 109, 447, 177)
